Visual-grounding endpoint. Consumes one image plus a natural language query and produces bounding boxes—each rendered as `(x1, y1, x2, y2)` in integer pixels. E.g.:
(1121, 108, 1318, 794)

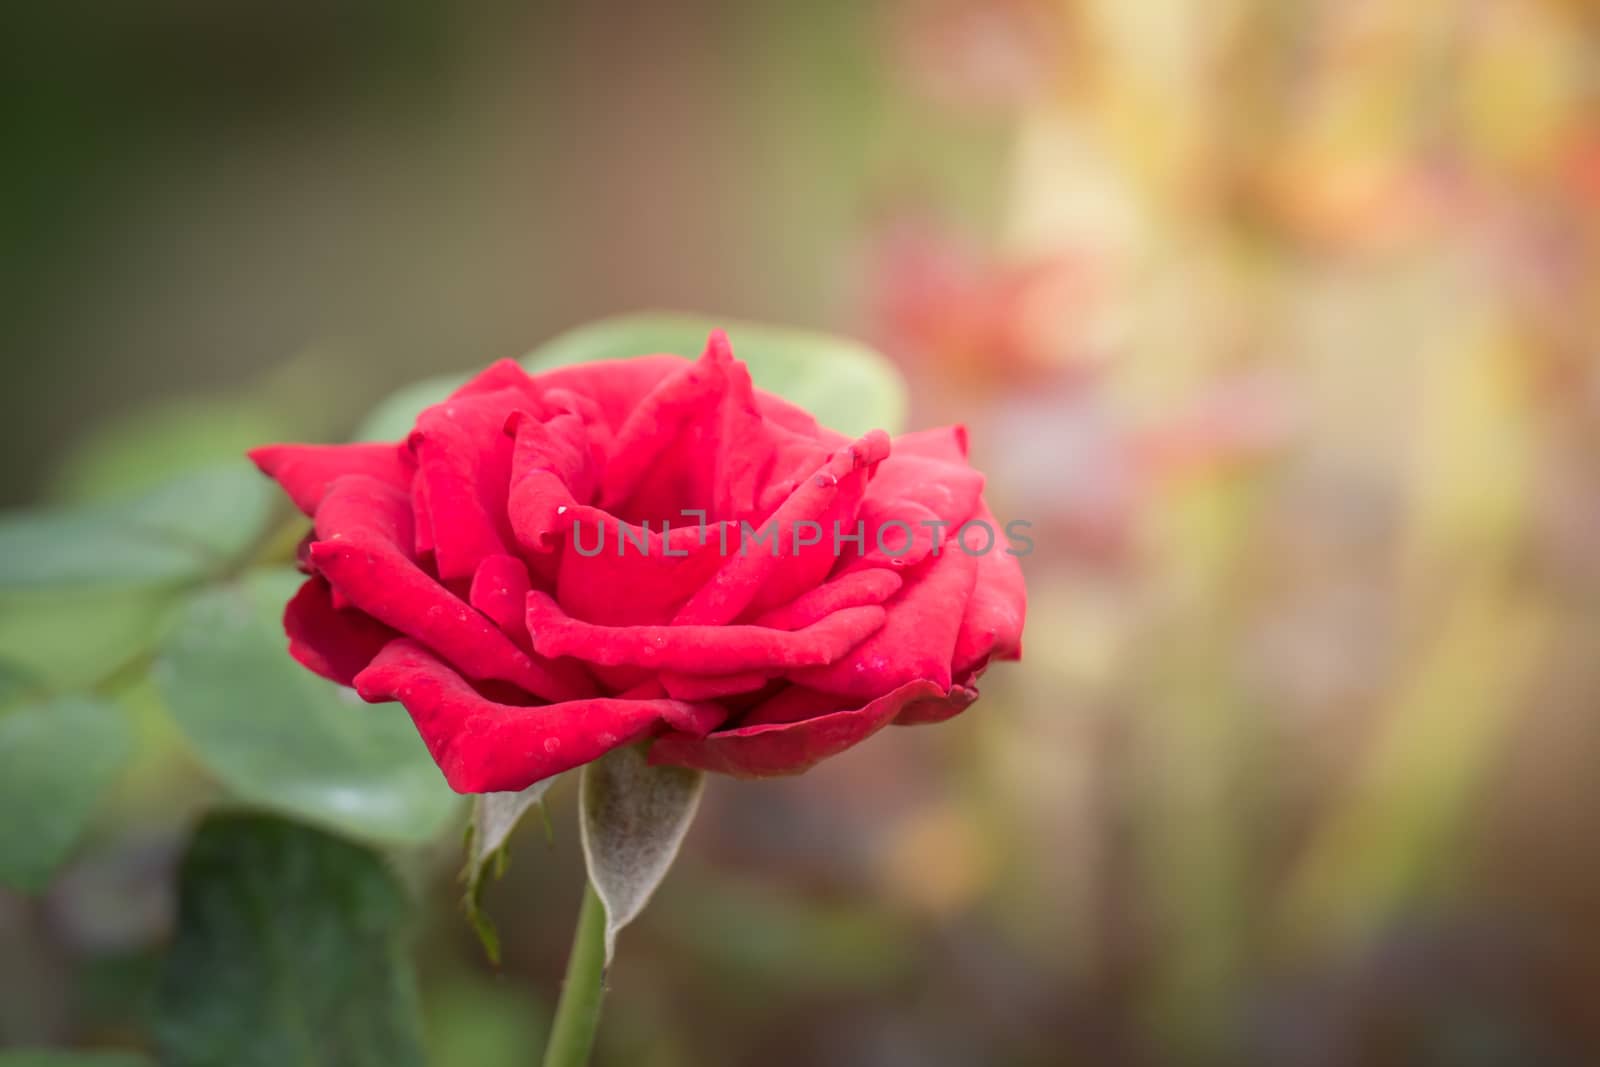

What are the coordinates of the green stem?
(541, 882, 608, 1067)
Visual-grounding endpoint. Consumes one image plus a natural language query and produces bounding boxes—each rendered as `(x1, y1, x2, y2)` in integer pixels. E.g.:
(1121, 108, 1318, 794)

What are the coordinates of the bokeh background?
(4, 1, 1600, 1064)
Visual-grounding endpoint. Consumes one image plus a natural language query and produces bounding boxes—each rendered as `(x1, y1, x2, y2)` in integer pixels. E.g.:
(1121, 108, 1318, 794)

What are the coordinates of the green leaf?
(112, 462, 278, 565)
(462, 778, 560, 963)
(154, 813, 425, 1067)
(155, 569, 460, 846)
(0, 1051, 153, 1067)
(352, 313, 907, 445)
(0, 587, 179, 693)
(0, 462, 276, 691)
(0, 696, 133, 892)
(0, 658, 35, 707)
(0, 512, 198, 591)
(579, 745, 703, 965)
(525, 313, 908, 437)
(0, 462, 274, 591)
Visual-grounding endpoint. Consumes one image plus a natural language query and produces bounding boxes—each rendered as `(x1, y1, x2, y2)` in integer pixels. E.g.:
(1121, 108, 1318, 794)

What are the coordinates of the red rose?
(248, 332, 1024, 791)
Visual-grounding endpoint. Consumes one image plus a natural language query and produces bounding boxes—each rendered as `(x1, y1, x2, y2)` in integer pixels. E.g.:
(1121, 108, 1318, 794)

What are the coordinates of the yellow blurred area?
(3, 1, 1598, 1064)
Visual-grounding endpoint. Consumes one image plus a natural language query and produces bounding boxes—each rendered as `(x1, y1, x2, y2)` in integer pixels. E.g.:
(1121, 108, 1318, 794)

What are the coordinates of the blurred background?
(4, 1, 1600, 1064)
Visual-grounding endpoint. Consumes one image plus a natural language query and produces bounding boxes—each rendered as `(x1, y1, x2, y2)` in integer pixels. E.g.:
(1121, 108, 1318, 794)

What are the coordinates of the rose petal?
(671, 430, 890, 626)
(527, 590, 886, 673)
(649, 678, 947, 778)
(283, 575, 398, 686)
(535, 354, 692, 432)
(860, 451, 985, 532)
(750, 568, 903, 631)
(409, 468, 436, 558)
(952, 504, 1027, 675)
(893, 424, 969, 462)
(659, 671, 773, 701)
(599, 332, 830, 524)
(837, 498, 941, 572)
(554, 507, 731, 626)
(466, 553, 534, 642)
(448, 358, 541, 403)
(308, 475, 590, 702)
(594, 335, 741, 517)
(892, 681, 979, 726)
(467, 554, 596, 702)
(466, 555, 599, 696)
(354, 639, 725, 792)
(754, 390, 833, 440)
(791, 544, 980, 698)
(408, 388, 522, 580)
(505, 410, 598, 554)
(248, 442, 411, 516)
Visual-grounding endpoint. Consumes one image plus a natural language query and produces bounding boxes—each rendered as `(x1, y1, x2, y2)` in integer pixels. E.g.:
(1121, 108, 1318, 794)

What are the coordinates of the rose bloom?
(248, 333, 1025, 791)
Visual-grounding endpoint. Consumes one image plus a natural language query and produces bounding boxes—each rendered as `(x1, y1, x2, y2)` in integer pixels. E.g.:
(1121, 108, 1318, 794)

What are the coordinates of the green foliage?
(154, 813, 425, 1067)
(0, 508, 202, 591)
(0, 587, 180, 694)
(0, 658, 35, 706)
(0, 462, 275, 688)
(0, 1052, 152, 1067)
(0, 463, 272, 590)
(156, 569, 460, 846)
(0, 696, 133, 891)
